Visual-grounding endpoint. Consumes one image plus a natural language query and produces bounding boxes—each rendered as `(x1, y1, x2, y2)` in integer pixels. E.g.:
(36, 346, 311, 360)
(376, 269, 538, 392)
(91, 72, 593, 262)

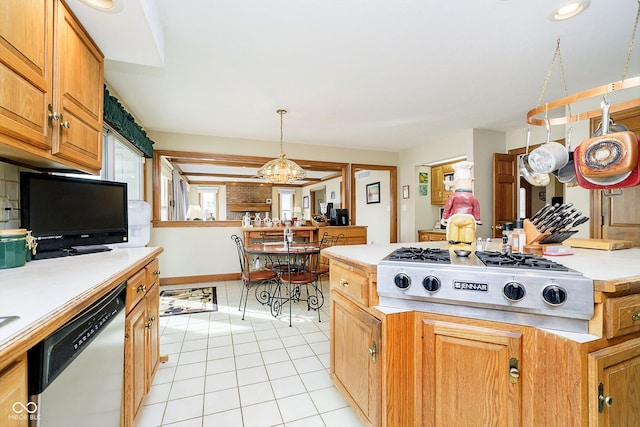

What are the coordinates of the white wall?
(355, 169, 391, 244)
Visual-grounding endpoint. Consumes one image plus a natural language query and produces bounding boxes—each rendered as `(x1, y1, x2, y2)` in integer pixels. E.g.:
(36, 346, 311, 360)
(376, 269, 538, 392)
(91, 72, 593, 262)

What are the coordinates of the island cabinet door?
(588, 336, 640, 427)
(330, 292, 381, 427)
(420, 319, 522, 427)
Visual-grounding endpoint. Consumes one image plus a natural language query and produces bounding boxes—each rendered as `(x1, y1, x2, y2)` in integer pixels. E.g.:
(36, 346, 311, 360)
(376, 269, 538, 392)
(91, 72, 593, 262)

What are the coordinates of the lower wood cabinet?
(588, 336, 640, 427)
(330, 291, 381, 427)
(418, 317, 522, 427)
(0, 354, 28, 427)
(124, 258, 160, 427)
(418, 230, 446, 242)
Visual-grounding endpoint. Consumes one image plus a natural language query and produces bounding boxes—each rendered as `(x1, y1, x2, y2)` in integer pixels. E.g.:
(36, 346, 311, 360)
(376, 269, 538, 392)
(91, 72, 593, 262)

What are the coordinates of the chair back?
(231, 234, 249, 276)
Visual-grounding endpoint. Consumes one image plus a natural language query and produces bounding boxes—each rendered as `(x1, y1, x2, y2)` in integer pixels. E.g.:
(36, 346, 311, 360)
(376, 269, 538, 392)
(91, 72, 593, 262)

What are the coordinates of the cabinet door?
(588, 336, 640, 427)
(431, 166, 444, 204)
(0, 0, 52, 150)
(330, 292, 381, 427)
(0, 355, 28, 427)
(145, 282, 160, 392)
(52, 0, 103, 173)
(421, 319, 522, 427)
(125, 299, 147, 427)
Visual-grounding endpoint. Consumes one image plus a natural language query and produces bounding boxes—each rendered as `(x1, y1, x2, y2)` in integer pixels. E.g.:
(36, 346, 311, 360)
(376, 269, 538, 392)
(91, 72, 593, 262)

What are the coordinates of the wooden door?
(330, 292, 381, 427)
(421, 319, 522, 427)
(52, 0, 103, 173)
(591, 106, 640, 246)
(492, 153, 518, 238)
(0, 356, 28, 427)
(0, 0, 52, 150)
(588, 337, 640, 427)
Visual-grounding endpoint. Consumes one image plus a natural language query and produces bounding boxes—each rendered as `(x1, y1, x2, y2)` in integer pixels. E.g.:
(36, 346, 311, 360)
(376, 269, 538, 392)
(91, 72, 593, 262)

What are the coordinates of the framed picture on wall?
(402, 185, 410, 199)
(303, 196, 309, 209)
(330, 191, 335, 200)
(366, 182, 380, 204)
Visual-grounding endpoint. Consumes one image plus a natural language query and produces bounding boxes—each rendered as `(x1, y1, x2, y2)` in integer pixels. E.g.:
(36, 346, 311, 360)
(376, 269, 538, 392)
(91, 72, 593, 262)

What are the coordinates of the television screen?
(20, 172, 128, 258)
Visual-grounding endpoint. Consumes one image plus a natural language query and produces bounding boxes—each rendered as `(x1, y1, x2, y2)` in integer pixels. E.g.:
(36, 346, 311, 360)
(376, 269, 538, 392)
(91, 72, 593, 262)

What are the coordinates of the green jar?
(0, 229, 27, 269)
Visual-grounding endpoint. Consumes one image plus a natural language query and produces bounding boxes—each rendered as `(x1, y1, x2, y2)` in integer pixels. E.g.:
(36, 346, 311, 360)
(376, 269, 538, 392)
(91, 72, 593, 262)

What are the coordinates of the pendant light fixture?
(257, 109, 306, 184)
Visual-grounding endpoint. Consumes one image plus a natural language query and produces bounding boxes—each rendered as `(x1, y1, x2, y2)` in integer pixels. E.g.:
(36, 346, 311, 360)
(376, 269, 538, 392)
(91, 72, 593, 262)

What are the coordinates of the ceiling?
(66, 0, 640, 184)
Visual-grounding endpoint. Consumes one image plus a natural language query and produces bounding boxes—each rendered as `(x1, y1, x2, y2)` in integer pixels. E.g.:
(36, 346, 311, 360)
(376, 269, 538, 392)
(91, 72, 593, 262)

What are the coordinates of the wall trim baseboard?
(160, 273, 240, 286)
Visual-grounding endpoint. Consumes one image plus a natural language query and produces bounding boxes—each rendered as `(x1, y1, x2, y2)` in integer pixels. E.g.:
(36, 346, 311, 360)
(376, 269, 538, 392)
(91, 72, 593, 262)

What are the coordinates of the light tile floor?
(136, 280, 364, 427)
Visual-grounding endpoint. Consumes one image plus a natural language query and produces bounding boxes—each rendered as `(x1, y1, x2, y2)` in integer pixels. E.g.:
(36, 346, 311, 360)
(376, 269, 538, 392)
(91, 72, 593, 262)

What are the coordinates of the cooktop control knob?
(503, 281, 525, 301)
(394, 273, 411, 289)
(542, 284, 567, 306)
(422, 275, 441, 293)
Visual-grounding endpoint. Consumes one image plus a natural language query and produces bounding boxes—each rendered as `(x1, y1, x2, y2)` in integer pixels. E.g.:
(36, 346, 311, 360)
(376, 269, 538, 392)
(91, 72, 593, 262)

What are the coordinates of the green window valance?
(103, 86, 154, 158)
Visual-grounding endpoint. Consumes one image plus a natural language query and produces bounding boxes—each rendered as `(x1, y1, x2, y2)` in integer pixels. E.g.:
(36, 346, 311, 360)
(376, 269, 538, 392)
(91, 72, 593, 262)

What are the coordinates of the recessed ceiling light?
(550, 1, 590, 21)
(79, 0, 123, 13)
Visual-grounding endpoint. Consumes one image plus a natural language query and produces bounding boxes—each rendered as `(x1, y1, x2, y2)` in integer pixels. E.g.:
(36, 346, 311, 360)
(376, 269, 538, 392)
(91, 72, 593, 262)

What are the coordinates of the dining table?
(243, 241, 323, 325)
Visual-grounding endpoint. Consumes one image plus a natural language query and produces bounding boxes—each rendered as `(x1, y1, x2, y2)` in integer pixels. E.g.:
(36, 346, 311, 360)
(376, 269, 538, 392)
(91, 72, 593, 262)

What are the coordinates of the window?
(198, 186, 219, 220)
(102, 126, 145, 200)
(278, 189, 294, 220)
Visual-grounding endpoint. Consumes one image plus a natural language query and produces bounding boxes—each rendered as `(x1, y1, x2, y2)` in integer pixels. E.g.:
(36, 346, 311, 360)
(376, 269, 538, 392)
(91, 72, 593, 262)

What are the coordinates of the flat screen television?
(20, 172, 128, 259)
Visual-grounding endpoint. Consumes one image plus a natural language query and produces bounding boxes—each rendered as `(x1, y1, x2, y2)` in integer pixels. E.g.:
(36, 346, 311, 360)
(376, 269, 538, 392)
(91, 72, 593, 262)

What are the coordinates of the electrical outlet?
(0, 197, 10, 222)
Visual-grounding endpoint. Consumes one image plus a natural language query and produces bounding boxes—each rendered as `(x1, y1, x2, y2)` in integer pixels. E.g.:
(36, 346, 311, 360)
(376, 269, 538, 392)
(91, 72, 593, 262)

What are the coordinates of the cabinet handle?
(61, 120, 70, 129)
(153, 270, 161, 276)
(509, 357, 520, 384)
(368, 340, 377, 363)
(136, 284, 147, 293)
(145, 322, 153, 329)
(599, 394, 613, 408)
(632, 311, 640, 321)
(149, 316, 156, 322)
(598, 382, 613, 413)
(339, 279, 349, 288)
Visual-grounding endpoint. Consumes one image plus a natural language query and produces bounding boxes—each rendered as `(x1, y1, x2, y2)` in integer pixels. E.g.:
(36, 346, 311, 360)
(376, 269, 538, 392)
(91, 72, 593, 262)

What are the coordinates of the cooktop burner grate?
(386, 247, 451, 264)
(475, 251, 569, 271)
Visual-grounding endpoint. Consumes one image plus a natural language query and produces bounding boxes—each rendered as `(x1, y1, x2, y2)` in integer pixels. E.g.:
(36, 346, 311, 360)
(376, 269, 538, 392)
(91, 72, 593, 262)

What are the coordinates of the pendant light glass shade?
(257, 110, 306, 184)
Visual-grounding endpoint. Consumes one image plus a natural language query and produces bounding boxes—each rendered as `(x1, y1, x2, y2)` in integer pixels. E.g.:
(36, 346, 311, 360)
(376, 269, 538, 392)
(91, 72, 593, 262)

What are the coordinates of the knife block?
(523, 219, 549, 245)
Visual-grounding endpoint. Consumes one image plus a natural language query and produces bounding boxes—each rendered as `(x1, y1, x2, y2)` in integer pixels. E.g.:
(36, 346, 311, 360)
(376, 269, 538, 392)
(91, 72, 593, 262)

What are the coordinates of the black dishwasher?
(27, 281, 127, 427)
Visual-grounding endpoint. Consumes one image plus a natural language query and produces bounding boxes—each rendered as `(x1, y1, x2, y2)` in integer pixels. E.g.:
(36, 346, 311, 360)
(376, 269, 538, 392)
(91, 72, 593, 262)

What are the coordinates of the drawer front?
(145, 258, 161, 287)
(330, 262, 369, 307)
(126, 269, 147, 312)
(605, 294, 640, 339)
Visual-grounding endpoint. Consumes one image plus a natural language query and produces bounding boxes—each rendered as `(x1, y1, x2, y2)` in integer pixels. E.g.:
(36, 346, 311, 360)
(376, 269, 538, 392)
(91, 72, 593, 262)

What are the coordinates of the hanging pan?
(577, 100, 638, 182)
(553, 127, 576, 184)
(520, 127, 550, 186)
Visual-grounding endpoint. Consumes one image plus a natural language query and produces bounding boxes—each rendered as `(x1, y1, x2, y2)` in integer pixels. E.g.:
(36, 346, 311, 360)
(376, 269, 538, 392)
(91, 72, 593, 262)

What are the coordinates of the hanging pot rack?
(527, 0, 640, 127)
(526, 76, 640, 127)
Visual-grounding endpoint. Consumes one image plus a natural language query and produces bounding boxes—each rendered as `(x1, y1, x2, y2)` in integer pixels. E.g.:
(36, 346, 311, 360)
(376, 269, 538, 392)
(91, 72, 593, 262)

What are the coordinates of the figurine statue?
(440, 161, 482, 251)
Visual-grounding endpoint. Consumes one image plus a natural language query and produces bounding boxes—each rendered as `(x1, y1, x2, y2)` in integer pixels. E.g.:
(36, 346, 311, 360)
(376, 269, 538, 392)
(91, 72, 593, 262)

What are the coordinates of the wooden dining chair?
(231, 234, 279, 320)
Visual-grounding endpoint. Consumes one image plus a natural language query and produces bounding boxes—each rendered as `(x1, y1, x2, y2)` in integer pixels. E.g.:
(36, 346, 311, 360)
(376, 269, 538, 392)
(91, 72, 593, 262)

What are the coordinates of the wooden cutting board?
(564, 238, 634, 250)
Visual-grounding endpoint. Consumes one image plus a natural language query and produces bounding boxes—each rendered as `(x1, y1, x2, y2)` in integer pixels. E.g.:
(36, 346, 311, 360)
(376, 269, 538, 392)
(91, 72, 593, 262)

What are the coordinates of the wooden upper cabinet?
(0, 0, 103, 174)
(0, 0, 53, 151)
(430, 163, 455, 205)
(51, 1, 104, 172)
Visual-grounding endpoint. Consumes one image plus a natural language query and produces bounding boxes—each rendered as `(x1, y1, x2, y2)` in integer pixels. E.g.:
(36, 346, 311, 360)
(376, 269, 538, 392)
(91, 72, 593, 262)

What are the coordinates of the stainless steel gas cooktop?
(377, 248, 594, 333)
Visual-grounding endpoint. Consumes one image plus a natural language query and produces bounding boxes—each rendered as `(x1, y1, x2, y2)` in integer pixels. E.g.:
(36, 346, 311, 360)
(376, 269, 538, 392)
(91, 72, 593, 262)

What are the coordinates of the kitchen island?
(323, 242, 640, 427)
(0, 247, 163, 427)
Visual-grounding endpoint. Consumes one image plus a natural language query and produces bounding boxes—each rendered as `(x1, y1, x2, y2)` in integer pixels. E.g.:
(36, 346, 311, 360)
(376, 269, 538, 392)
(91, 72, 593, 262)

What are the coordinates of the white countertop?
(323, 242, 640, 282)
(0, 247, 162, 351)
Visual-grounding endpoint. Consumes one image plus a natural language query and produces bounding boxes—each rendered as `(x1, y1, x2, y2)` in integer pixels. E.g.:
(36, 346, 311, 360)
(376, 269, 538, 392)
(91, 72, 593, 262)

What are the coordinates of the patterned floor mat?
(159, 287, 218, 316)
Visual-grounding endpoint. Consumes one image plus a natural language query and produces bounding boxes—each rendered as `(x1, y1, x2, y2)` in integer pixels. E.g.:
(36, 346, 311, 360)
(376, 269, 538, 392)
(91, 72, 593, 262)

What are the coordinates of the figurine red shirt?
(441, 189, 481, 223)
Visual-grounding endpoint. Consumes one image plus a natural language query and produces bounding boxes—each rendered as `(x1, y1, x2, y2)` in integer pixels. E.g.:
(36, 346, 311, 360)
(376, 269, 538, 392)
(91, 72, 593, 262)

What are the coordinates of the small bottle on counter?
(512, 219, 526, 253)
(502, 222, 514, 246)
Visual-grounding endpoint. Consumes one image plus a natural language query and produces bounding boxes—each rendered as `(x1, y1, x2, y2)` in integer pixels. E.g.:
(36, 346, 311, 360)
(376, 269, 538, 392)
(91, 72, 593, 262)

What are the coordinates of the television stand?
(69, 245, 112, 255)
